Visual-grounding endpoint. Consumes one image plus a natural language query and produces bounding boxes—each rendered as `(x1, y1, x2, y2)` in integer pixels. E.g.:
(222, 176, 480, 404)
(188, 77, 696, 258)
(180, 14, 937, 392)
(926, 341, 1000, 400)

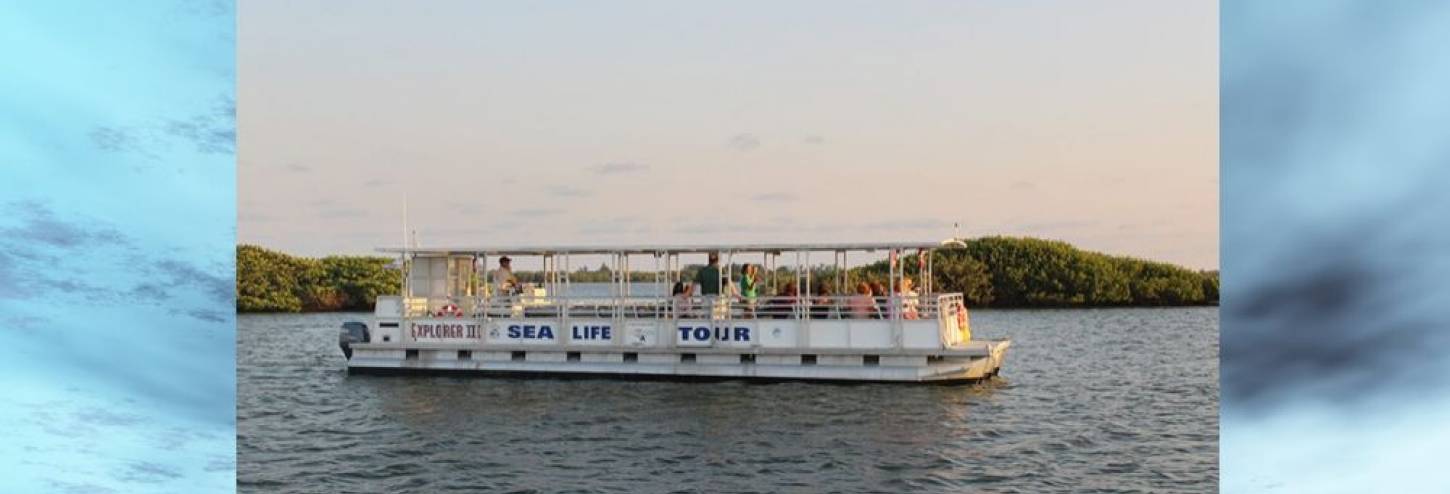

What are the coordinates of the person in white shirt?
(896, 277, 920, 320)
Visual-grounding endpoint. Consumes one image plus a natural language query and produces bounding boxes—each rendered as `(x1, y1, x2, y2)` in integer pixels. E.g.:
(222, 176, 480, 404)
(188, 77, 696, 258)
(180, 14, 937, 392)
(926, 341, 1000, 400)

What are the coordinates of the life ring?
(435, 303, 462, 318)
(956, 302, 971, 340)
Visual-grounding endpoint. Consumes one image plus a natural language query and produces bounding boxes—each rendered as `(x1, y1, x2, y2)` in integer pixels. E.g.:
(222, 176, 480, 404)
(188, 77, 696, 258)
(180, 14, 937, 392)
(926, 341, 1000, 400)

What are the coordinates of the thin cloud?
(727, 133, 761, 151)
(153, 259, 233, 305)
(1, 201, 126, 249)
(90, 126, 141, 153)
(1010, 181, 1036, 191)
(1, 315, 47, 335)
(176, 308, 230, 324)
(803, 135, 825, 145)
(73, 407, 148, 427)
(283, 163, 309, 173)
(164, 95, 235, 156)
(116, 461, 183, 483)
(591, 162, 650, 175)
(129, 283, 171, 303)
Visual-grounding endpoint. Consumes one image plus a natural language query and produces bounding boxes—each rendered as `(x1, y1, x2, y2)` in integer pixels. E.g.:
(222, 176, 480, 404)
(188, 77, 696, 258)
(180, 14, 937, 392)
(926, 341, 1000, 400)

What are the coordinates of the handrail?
(399, 293, 945, 320)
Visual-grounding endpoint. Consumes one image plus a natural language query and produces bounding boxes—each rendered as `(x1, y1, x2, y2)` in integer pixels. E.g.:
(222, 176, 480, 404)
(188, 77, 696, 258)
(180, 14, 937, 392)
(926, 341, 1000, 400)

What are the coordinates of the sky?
(0, 1, 235, 491)
(239, 0, 1217, 270)
(1219, 0, 1450, 492)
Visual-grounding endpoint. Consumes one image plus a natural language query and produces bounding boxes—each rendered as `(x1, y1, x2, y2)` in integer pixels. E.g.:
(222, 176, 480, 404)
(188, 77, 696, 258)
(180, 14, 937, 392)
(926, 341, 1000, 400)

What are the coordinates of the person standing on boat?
(739, 264, 760, 318)
(697, 253, 725, 318)
(697, 252, 721, 296)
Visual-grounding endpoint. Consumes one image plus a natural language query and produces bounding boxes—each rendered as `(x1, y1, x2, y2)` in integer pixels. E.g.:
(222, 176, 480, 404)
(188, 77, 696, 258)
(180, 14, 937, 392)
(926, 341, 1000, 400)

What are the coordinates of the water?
(238, 305, 1218, 493)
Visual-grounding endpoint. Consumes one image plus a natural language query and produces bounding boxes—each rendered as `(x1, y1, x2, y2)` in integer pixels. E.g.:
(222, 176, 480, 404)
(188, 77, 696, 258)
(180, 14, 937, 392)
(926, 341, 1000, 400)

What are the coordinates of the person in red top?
(848, 282, 878, 319)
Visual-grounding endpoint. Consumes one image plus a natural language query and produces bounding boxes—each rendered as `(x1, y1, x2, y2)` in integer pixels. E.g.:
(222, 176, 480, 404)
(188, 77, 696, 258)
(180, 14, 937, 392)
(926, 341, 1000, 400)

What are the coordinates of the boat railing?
(936, 293, 970, 346)
(398, 294, 946, 321)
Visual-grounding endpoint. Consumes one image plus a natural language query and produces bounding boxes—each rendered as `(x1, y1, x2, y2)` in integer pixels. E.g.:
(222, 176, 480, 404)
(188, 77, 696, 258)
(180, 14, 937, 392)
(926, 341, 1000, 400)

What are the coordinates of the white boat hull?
(346, 339, 1010, 383)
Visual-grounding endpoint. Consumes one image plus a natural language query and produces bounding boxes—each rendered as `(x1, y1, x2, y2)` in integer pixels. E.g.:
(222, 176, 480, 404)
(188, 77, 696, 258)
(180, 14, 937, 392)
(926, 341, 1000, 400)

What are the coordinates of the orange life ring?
(955, 302, 970, 338)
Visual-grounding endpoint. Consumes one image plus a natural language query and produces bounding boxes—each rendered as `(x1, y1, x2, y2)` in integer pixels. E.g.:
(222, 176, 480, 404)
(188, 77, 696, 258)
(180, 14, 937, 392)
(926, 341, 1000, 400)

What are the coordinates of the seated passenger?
(869, 281, 889, 319)
(494, 256, 518, 296)
(897, 278, 920, 320)
(672, 281, 695, 318)
(810, 284, 835, 319)
(848, 282, 879, 319)
(768, 282, 799, 319)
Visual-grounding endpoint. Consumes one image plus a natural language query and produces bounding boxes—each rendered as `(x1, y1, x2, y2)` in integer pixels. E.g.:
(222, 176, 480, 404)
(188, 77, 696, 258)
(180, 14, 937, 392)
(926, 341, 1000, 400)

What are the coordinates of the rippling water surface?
(239, 307, 1217, 493)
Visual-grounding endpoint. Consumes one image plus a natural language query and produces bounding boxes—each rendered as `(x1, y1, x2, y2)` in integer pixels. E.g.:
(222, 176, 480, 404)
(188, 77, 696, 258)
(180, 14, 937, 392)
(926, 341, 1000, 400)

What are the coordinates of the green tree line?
(237, 245, 401, 312)
(236, 237, 1218, 312)
(854, 236, 1218, 307)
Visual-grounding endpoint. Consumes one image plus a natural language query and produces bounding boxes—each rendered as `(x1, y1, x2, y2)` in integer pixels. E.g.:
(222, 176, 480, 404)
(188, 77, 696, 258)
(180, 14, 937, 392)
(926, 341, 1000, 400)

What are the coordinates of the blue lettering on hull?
(571, 325, 613, 340)
(677, 326, 752, 342)
(506, 324, 556, 340)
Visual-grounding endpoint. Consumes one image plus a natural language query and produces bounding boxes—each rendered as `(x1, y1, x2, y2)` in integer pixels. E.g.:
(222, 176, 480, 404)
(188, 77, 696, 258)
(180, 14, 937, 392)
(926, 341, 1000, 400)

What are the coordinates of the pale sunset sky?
(239, 0, 1218, 269)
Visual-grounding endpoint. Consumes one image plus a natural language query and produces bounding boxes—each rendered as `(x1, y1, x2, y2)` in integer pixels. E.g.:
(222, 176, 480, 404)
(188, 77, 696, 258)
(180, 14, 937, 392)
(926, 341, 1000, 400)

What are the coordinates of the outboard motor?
(339, 321, 370, 360)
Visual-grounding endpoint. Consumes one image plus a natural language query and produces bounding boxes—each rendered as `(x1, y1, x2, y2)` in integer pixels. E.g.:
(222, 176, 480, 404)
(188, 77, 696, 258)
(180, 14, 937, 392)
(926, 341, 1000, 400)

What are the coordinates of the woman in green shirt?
(739, 264, 760, 318)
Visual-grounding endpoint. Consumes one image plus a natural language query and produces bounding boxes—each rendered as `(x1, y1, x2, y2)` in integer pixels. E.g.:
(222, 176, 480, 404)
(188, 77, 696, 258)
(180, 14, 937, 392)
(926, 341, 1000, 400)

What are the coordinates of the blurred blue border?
(0, 1, 235, 491)
(1223, 1, 1450, 491)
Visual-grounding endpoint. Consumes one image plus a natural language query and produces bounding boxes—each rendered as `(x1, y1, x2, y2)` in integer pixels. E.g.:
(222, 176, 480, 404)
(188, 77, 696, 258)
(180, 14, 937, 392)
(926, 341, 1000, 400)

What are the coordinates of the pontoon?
(340, 243, 1011, 383)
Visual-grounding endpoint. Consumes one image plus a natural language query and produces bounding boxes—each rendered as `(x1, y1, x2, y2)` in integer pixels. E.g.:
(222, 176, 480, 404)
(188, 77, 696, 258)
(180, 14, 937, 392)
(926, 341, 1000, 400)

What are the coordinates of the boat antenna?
(940, 221, 967, 248)
(401, 193, 409, 296)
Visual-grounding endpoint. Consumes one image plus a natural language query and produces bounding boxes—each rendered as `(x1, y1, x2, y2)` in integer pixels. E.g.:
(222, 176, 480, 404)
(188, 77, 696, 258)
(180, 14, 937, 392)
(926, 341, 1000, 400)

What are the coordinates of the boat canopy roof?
(378, 241, 952, 257)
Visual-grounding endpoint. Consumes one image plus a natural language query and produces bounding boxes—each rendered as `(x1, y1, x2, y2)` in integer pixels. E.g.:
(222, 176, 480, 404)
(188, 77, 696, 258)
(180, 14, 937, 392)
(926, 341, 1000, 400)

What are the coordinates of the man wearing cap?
(493, 256, 517, 296)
